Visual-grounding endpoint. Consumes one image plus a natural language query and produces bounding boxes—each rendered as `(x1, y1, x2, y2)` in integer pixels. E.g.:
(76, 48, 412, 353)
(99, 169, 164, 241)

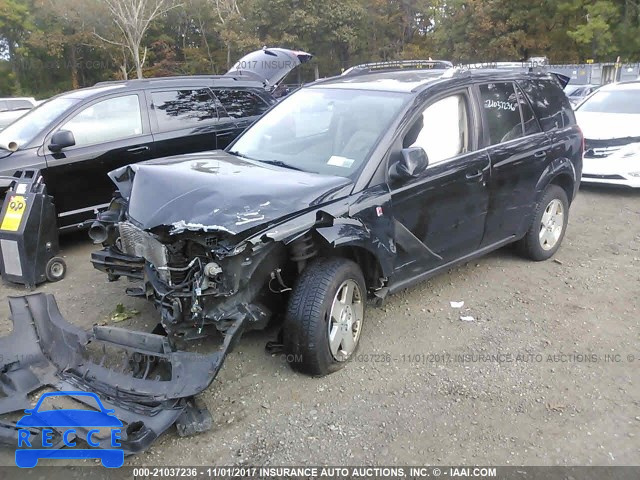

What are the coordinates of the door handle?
(534, 150, 547, 159)
(126, 146, 150, 154)
(465, 169, 483, 181)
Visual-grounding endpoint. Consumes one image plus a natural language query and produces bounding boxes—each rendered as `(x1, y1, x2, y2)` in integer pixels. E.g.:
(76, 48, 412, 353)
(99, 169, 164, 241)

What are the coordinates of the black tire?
(283, 257, 366, 376)
(518, 185, 569, 261)
(45, 257, 67, 282)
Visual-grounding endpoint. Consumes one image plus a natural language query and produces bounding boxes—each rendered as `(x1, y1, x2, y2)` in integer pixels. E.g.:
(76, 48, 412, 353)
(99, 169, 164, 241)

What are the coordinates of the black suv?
(0, 48, 312, 230)
(91, 66, 583, 376)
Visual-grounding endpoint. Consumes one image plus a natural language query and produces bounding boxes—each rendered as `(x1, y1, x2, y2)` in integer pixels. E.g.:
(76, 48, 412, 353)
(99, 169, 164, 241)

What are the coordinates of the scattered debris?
(110, 303, 140, 323)
(450, 301, 465, 308)
(460, 315, 475, 322)
(553, 259, 563, 265)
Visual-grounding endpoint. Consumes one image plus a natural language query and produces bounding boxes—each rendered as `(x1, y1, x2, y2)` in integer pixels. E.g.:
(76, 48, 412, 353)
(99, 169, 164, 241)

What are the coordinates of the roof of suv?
(57, 75, 267, 101)
(313, 68, 565, 93)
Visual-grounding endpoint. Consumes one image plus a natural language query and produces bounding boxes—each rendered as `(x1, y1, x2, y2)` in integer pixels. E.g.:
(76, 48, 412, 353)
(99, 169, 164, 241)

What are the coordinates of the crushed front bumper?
(0, 293, 246, 455)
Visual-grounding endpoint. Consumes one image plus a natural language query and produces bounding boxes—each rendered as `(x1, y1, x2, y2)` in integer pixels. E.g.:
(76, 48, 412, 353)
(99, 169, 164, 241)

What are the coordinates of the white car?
(575, 81, 640, 188)
(0, 97, 37, 132)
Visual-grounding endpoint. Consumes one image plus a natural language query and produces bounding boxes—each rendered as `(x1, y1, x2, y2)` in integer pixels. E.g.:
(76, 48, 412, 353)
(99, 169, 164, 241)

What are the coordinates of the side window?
(151, 89, 218, 132)
(515, 84, 541, 136)
(61, 95, 142, 147)
(212, 89, 270, 119)
(479, 82, 523, 145)
(518, 79, 575, 131)
(404, 94, 470, 165)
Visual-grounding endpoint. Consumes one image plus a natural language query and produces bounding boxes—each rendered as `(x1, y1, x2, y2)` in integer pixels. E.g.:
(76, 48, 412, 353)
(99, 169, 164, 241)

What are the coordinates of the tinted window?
(577, 88, 640, 114)
(519, 79, 575, 131)
(405, 94, 470, 164)
(515, 84, 541, 136)
(62, 95, 142, 146)
(479, 82, 523, 144)
(152, 89, 218, 131)
(213, 89, 270, 119)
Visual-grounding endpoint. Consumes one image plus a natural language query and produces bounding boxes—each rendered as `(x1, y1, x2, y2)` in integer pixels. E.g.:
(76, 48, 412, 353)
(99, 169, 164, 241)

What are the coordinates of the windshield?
(577, 88, 640, 114)
(0, 96, 79, 150)
(228, 87, 408, 178)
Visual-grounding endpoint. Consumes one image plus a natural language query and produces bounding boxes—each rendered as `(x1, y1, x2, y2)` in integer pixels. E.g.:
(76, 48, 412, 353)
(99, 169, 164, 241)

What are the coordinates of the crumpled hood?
(575, 112, 640, 140)
(111, 151, 352, 236)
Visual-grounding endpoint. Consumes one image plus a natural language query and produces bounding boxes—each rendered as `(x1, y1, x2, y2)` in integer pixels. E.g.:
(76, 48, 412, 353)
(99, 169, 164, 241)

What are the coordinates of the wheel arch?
(535, 157, 577, 205)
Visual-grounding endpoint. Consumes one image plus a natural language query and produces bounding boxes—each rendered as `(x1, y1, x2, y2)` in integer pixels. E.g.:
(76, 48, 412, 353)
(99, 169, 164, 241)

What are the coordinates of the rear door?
(147, 87, 226, 158)
(388, 89, 491, 284)
(43, 91, 153, 227)
(211, 88, 273, 148)
(477, 81, 551, 246)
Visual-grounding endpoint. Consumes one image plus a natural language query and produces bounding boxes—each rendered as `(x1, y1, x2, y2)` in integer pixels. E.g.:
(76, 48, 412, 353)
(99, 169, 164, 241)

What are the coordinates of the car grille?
(118, 222, 169, 279)
(584, 137, 640, 159)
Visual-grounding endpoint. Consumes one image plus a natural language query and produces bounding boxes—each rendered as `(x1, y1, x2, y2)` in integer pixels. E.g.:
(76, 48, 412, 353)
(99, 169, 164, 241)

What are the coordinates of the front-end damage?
(89, 154, 394, 344)
(0, 293, 244, 454)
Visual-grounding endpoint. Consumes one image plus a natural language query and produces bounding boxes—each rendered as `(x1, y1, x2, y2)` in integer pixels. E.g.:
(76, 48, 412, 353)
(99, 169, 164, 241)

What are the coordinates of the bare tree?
(96, 0, 180, 79)
(211, 0, 243, 69)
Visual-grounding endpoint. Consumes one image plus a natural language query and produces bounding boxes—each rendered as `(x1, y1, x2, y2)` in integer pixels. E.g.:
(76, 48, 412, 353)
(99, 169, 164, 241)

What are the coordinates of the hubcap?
(50, 262, 63, 277)
(328, 279, 364, 362)
(539, 199, 564, 251)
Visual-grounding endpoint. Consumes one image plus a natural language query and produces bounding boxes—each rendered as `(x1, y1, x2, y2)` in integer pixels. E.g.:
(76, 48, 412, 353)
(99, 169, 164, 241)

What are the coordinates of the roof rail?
(342, 59, 453, 76)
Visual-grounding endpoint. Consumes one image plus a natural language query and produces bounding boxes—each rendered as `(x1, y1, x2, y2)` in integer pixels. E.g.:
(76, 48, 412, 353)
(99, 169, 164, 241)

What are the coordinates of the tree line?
(1, 0, 639, 98)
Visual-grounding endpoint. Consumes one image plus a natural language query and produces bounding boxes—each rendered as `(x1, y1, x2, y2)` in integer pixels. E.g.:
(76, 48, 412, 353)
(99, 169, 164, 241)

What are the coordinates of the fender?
(315, 219, 395, 278)
(534, 156, 577, 203)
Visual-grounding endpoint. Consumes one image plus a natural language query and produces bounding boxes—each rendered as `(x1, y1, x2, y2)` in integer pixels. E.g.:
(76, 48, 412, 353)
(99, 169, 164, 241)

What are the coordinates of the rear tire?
(519, 185, 569, 261)
(284, 258, 366, 376)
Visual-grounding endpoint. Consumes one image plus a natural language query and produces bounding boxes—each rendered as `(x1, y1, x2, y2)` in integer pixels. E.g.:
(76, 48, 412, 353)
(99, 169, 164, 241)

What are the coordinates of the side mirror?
(48, 130, 75, 152)
(389, 147, 429, 181)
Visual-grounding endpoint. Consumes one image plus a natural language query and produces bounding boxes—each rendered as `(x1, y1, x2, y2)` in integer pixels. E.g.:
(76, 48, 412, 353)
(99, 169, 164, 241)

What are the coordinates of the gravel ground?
(0, 185, 638, 467)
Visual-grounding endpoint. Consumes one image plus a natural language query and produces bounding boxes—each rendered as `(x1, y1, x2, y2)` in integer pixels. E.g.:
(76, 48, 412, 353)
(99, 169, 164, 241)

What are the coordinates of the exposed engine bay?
(89, 152, 392, 344)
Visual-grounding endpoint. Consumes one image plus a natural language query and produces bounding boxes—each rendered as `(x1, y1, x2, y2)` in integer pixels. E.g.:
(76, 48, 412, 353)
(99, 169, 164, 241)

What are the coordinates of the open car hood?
(225, 47, 313, 89)
(109, 151, 351, 236)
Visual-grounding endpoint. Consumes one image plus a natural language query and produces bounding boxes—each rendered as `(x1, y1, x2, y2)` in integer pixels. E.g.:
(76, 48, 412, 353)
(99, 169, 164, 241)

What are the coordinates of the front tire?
(519, 184, 569, 261)
(284, 258, 366, 376)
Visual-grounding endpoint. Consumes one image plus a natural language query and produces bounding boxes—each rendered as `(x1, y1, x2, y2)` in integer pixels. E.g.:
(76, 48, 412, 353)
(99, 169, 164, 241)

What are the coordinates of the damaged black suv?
(91, 67, 583, 376)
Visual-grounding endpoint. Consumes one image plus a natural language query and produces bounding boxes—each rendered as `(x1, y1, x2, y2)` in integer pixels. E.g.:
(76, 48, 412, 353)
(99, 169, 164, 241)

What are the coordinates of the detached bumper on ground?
(0, 293, 246, 454)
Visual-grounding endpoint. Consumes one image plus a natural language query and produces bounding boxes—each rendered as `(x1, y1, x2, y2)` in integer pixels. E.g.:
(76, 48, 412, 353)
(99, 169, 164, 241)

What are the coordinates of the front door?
(388, 90, 491, 285)
(43, 92, 153, 228)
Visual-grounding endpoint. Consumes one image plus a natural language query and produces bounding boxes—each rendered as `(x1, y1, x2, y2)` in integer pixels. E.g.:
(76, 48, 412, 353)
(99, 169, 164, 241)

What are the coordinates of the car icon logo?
(15, 391, 124, 468)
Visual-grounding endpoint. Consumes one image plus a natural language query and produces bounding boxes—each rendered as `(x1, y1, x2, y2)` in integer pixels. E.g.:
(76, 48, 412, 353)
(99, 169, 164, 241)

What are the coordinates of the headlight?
(628, 172, 640, 178)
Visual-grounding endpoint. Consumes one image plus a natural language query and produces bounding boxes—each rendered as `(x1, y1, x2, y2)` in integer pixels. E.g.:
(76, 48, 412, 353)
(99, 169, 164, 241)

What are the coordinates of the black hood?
(110, 151, 352, 236)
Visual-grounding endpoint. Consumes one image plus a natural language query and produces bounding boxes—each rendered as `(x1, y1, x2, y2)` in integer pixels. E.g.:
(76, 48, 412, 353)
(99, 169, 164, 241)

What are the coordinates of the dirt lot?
(0, 186, 638, 467)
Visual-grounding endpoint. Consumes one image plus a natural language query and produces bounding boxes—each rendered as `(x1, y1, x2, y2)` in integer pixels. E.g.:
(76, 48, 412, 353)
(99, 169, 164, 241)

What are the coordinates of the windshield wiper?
(257, 159, 304, 172)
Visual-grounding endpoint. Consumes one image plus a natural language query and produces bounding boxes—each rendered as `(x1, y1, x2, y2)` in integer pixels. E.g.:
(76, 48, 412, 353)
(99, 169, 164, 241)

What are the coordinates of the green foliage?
(0, 0, 638, 97)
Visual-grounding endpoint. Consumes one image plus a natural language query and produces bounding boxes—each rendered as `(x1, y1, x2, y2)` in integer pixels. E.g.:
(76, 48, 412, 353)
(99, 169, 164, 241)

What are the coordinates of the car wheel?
(284, 258, 366, 376)
(519, 184, 569, 261)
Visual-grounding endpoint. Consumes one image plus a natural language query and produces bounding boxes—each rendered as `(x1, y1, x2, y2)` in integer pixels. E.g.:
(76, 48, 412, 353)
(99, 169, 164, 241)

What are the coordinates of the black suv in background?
(92, 66, 583, 376)
(0, 48, 312, 230)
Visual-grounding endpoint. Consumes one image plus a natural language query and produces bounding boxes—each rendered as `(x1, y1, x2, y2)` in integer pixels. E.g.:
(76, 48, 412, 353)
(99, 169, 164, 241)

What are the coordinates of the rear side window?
(518, 79, 575, 131)
(479, 82, 524, 144)
(212, 89, 270, 119)
(151, 89, 218, 132)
